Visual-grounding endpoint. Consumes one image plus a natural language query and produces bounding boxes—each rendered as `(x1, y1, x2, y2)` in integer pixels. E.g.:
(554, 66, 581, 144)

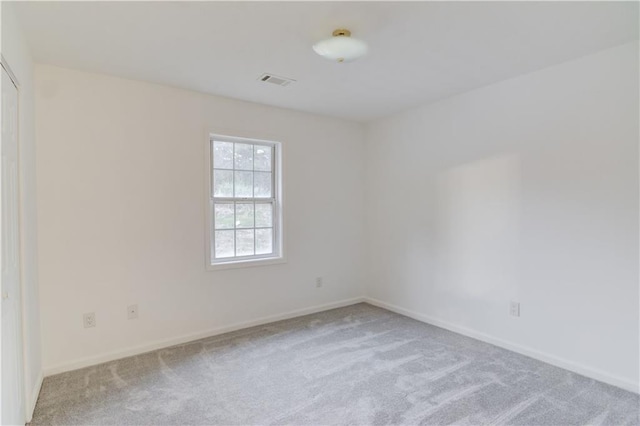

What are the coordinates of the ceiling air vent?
(259, 73, 296, 87)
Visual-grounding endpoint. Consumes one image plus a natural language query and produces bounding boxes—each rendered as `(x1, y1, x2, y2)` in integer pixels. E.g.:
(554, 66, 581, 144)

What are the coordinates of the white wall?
(35, 65, 366, 373)
(33, 40, 638, 394)
(1, 2, 43, 420)
(364, 42, 639, 392)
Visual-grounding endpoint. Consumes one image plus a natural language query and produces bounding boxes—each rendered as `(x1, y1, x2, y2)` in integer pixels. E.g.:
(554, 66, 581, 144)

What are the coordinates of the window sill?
(206, 256, 286, 271)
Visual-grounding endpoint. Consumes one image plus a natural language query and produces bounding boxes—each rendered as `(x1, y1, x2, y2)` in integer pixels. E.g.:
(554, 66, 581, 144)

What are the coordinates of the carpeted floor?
(31, 303, 639, 425)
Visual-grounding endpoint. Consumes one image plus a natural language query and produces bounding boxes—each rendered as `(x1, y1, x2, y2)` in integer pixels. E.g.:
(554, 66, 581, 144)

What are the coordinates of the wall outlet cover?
(509, 301, 520, 317)
(83, 312, 96, 328)
(127, 304, 139, 319)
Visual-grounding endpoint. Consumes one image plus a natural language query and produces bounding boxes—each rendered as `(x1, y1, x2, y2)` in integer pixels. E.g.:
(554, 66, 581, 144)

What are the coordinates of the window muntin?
(209, 136, 280, 265)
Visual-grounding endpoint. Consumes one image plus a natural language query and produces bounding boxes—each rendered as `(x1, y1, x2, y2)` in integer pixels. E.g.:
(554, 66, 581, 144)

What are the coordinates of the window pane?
(214, 203, 234, 229)
(234, 171, 253, 197)
(255, 203, 272, 228)
(234, 143, 253, 171)
(235, 203, 254, 228)
(256, 228, 273, 255)
(213, 170, 233, 197)
(211, 139, 279, 264)
(213, 141, 233, 169)
(214, 230, 234, 258)
(254, 172, 272, 198)
(254, 145, 272, 171)
(236, 229, 254, 256)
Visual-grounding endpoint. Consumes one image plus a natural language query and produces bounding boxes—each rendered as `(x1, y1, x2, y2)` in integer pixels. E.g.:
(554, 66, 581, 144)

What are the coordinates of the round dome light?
(312, 29, 368, 63)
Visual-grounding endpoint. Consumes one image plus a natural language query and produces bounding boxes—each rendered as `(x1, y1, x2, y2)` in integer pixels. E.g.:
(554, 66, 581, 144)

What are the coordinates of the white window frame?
(205, 133, 284, 270)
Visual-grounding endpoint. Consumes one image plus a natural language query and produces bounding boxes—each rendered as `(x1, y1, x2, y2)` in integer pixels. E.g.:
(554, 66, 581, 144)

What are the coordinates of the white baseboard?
(43, 297, 365, 377)
(364, 297, 639, 394)
(26, 370, 44, 422)
(42, 296, 639, 394)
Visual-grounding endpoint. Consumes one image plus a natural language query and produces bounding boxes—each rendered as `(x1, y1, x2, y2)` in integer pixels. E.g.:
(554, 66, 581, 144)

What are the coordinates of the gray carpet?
(31, 303, 639, 425)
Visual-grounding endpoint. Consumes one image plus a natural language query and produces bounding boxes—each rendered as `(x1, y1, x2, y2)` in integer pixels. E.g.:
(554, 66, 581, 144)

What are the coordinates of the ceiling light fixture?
(312, 29, 368, 63)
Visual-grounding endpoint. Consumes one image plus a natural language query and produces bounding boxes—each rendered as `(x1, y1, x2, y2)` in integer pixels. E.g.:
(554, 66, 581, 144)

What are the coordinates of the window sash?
(210, 140, 275, 200)
(210, 200, 278, 261)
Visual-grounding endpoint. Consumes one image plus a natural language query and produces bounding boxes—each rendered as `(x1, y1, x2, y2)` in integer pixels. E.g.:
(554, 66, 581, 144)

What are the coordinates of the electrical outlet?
(83, 312, 96, 328)
(127, 304, 138, 319)
(509, 301, 520, 317)
(315, 277, 323, 288)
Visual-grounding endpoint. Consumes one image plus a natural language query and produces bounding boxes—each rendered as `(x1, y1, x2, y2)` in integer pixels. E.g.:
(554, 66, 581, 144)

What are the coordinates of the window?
(207, 134, 283, 268)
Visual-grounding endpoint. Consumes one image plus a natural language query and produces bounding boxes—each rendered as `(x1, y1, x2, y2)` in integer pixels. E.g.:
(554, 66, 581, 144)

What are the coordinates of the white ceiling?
(13, 1, 639, 122)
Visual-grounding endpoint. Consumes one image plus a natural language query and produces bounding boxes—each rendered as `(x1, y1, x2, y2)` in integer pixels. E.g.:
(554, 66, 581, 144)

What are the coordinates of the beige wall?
(364, 42, 639, 392)
(35, 64, 366, 373)
(33, 39, 639, 395)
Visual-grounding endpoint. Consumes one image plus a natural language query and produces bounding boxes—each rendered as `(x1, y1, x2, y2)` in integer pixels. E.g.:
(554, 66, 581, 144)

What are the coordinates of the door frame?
(1, 54, 28, 424)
